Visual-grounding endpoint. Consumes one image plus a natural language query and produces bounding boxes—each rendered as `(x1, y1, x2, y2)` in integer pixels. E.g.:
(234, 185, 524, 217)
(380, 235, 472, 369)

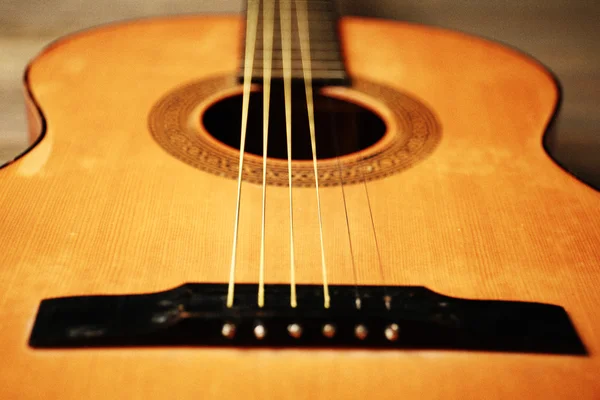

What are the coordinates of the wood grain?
(0, 16, 599, 399)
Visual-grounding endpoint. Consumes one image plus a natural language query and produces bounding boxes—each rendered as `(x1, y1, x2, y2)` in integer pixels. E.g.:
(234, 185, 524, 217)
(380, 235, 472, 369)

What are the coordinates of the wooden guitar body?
(0, 15, 599, 399)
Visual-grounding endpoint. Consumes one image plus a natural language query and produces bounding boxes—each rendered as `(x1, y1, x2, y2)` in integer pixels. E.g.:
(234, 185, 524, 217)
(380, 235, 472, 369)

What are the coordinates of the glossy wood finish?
(0, 16, 599, 399)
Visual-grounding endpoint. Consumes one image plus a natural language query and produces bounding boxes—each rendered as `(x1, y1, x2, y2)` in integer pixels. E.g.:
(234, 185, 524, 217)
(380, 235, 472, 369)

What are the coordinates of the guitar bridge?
(29, 284, 586, 354)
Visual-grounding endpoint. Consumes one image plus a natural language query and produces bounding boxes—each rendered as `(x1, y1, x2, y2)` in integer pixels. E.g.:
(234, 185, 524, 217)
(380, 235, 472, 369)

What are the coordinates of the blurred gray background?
(1, 0, 598, 188)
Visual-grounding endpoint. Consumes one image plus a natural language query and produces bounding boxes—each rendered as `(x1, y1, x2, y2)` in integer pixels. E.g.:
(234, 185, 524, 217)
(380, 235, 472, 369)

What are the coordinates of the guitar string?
(352, 108, 390, 308)
(226, 0, 260, 308)
(257, 0, 275, 308)
(329, 98, 361, 309)
(295, 0, 331, 308)
(361, 166, 391, 309)
(280, 0, 298, 308)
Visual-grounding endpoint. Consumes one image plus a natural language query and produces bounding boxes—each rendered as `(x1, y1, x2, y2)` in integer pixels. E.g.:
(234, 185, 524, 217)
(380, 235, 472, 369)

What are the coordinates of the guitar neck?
(239, 0, 349, 86)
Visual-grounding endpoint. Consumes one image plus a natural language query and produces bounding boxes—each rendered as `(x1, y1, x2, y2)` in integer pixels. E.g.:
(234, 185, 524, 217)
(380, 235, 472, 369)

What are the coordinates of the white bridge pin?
(385, 323, 400, 342)
(287, 323, 302, 339)
(322, 324, 336, 338)
(254, 324, 267, 340)
(221, 323, 236, 339)
(355, 324, 368, 340)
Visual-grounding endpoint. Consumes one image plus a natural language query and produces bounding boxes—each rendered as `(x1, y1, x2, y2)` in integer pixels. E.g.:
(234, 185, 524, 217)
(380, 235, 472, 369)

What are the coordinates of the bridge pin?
(322, 324, 336, 338)
(287, 323, 302, 339)
(254, 324, 267, 340)
(221, 323, 236, 339)
(384, 323, 400, 342)
(355, 324, 368, 340)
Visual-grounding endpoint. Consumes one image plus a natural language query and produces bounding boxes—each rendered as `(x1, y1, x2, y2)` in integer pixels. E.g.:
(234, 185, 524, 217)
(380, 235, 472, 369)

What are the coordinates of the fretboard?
(239, 0, 349, 86)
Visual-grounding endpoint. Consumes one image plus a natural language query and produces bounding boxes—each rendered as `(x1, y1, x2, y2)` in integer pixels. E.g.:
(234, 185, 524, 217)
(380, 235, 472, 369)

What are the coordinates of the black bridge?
(29, 284, 586, 354)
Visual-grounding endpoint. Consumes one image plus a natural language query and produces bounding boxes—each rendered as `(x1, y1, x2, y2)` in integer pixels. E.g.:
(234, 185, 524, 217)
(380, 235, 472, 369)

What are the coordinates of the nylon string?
(257, 0, 275, 308)
(362, 167, 391, 309)
(330, 102, 361, 310)
(280, 0, 298, 308)
(227, 0, 260, 308)
(295, 0, 330, 308)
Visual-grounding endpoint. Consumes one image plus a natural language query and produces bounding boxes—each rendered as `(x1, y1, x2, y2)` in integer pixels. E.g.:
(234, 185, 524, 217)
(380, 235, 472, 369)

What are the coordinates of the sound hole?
(202, 88, 386, 160)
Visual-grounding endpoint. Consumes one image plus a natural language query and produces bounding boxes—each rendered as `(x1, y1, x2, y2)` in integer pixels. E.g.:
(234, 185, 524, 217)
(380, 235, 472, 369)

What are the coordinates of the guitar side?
(1, 16, 599, 399)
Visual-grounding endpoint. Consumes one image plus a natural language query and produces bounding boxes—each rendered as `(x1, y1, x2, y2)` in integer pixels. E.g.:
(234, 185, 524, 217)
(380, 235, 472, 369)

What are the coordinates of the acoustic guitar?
(1, 0, 599, 398)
